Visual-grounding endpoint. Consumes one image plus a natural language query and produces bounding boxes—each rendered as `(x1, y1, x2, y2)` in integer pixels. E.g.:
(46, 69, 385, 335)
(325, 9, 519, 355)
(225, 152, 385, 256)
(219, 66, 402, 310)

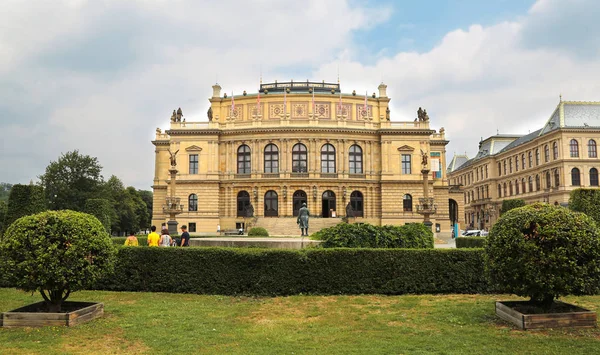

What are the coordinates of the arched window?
(292, 190, 307, 217)
(476, 187, 480, 200)
(588, 139, 597, 158)
(188, 194, 198, 211)
(237, 191, 250, 217)
(403, 194, 413, 212)
(546, 171, 551, 189)
(528, 152, 533, 168)
(515, 179, 520, 195)
(509, 158, 513, 173)
(590, 168, 599, 186)
(237, 144, 251, 174)
(503, 183, 507, 197)
(554, 169, 560, 187)
(350, 191, 364, 217)
(321, 144, 336, 173)
(509, 181, 513, 196)
(535, 175, 540, 191)
(292, 143, 308, 173)
(497, 162, 501, 176)
(544, 145, 549, 162)
(503, 161, 506, 175)
(522, 178, 526, 193)
(264, 144, 279, 173)
(264, 190, 278, 217)
(521, 154, 525, 170)
(515, 156, 519, 172)
(528, 176, 533, 192)
(570, 139, 579, 157)
(535, 148, 540, 165)
(553, 142, 558, 160)
(571, 168, 581, 186)
(349, 145, 363, 174)
(497, 184, 502, 198)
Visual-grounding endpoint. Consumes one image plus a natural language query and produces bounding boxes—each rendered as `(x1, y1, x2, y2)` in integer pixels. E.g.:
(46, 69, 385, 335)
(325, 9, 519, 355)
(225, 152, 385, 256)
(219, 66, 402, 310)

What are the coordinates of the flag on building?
(363, 91, 368, 112)
(338, 88, 342, 111)
(311, 87, 315, 113)
(257, 89, 261, 113)
(283, 88, 287, 113)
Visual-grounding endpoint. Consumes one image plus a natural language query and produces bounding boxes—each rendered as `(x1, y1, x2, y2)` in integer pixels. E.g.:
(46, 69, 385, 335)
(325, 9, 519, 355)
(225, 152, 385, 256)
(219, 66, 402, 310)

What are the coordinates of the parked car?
(461, 230, 482, 237)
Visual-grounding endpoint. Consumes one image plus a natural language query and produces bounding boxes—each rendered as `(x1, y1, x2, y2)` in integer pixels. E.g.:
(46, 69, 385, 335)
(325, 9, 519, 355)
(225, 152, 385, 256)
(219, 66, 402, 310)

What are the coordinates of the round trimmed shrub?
(312, 223, 433, 249)
(0, 210, 117, 312)
(485, 203, 600, 306)
(248, 227, 269, 237)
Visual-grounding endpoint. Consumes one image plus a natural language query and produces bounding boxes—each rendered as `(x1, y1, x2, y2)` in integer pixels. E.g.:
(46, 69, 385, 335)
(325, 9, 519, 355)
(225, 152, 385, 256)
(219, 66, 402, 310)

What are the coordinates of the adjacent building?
(448, 100, 600, 230)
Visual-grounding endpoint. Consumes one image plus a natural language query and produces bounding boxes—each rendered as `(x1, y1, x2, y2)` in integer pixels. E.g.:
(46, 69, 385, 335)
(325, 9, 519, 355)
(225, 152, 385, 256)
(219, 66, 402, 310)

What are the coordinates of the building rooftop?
(260, 81, 340, 93)
(540, 101, 600, 135)
(447, 154, 469, 174)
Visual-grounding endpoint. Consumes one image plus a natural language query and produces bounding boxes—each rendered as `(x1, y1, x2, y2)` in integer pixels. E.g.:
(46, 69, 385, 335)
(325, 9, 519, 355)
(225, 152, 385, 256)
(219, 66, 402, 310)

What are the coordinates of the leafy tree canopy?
(40, 150, 103, 211)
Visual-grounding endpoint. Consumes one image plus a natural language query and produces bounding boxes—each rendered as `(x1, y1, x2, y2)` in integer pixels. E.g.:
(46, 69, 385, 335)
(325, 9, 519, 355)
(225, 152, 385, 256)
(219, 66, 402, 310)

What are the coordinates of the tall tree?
(4, 184, 47, 228)
(0, 183, 13, 202)
(137, 190, 153, 229)
(40, 150, 103, 211)
(0, 200, 7, 236)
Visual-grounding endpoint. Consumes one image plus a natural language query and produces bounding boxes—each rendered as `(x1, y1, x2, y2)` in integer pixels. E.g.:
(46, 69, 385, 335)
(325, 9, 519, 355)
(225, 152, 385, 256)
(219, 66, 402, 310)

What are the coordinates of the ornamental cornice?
(165, 126, 436, 136)
(152, 140, 170, 146)
(430, 140, 450, 146)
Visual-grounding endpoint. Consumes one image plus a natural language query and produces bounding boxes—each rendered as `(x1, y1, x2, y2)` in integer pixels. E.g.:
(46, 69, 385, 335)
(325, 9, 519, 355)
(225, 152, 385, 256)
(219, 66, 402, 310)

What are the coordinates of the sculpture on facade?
(297, 202, 310, 236)
(386, 107, 390, 121)
(170, 110, 177, 122)
(207, 107, 213, 121)
(420, 149, 428, 169)
(176, 108, 183, 122)
(168, 148, 179, 167)
(417, 107, 430, 122)
(156, 127, 162, 134)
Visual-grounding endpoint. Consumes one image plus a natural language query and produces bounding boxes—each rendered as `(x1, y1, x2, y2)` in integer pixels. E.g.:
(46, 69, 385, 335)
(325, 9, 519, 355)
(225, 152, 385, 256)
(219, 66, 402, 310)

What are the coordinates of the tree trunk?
(40, 288, 69, 313)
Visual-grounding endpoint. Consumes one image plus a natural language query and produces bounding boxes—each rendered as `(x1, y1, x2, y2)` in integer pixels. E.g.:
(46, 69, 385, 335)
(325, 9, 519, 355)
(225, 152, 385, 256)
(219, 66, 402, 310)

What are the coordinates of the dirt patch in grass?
(60, 330, 150, 354)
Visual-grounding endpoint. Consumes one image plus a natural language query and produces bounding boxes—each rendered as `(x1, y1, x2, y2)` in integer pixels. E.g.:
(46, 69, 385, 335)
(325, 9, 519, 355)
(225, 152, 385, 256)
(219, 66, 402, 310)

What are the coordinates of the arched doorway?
(350, 191, 364, 217)
(293, 190, 307, 217)
(321, 190, 336, 218)
(264, 190, 278, 217)
(449, 199, 458, 225)
(237, 191, 250, 217)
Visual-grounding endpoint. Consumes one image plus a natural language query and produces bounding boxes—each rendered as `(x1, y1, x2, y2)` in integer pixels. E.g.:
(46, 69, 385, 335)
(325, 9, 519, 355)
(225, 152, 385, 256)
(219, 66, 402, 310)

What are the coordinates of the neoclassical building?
(151, 81, 458, 234)
(448, 100, 600, 230)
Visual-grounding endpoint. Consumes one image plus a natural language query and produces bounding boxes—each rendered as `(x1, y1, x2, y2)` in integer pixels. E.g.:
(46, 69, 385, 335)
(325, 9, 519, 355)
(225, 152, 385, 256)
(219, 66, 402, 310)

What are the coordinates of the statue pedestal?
(167, 220, 179, 236)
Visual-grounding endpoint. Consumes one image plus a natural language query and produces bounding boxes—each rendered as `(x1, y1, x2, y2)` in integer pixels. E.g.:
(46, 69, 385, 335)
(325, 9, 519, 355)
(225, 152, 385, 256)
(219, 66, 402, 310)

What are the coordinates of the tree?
(0, 210, 116, 312)
(569, 188, 600, 225)
(84, 198, 115, 233)
(500, 199, 526, 215)
(485, 203, 600, 307)
(138, 190, 153, 230)
(0, 200, 7, 236)
(101, 176, 148, 235)
(4, 184, 47, 229)
(40, 150, 103, 211)
(0, 182, 12, 202)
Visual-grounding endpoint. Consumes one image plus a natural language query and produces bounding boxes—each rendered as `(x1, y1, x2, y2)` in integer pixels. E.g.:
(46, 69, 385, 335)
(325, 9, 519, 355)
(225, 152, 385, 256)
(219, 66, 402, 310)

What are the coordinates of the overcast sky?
(1, 0, 599, 189)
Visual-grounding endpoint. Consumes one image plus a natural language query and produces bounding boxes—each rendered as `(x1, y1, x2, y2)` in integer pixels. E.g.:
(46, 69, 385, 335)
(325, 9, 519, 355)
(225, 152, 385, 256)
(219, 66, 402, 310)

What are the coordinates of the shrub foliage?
(500, 199, 526, 215)
(311, 223, 434, 249)
(248, 227, 269, 237)
(485, 203, 600, 306)
(94, 247, 490, 295)
(4, 184, 47, 230)
(0, 210, 117, 312)
(84, 198, 114, 233)
(456, 237, 486, 249)
(569, 188, 600, 225)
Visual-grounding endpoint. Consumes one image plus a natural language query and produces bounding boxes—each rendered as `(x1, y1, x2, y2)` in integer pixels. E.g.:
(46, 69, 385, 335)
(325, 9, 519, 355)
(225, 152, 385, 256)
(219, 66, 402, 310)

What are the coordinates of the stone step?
(252, 217, 342, 236)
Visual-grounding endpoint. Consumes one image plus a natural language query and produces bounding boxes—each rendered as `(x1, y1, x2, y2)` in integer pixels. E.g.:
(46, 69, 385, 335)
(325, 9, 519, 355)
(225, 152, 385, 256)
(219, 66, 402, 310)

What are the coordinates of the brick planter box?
(1, 301, 103, 328)
(496, 301, 596, 330)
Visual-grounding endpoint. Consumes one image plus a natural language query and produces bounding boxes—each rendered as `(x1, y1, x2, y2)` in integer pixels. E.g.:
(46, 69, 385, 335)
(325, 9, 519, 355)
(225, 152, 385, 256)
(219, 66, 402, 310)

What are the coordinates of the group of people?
(123, 225, 190, 247)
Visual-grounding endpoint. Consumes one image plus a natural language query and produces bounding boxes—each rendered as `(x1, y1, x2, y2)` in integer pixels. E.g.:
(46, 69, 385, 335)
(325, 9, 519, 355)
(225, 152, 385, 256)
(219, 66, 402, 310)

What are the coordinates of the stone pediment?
(185, 145, 203, 152)
(397, 145, 415, 152)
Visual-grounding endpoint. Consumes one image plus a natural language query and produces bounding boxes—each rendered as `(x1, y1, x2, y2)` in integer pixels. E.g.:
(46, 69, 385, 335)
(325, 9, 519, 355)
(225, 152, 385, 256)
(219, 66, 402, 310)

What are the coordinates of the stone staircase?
(253, 217, 343, 236)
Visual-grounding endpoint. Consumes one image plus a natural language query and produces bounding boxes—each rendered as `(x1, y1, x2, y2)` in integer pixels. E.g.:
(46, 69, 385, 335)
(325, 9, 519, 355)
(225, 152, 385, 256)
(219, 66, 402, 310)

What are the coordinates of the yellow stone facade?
(152, 81, 458, 234)
(448, 100, 600, 230)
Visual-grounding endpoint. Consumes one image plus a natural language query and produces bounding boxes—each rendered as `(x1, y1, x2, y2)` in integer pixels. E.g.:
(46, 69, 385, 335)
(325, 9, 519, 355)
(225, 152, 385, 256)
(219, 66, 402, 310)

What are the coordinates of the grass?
(1, 288, 600, 354)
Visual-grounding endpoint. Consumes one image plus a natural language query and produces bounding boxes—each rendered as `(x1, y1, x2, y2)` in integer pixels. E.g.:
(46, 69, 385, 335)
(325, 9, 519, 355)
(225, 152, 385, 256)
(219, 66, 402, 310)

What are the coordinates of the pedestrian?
(217, 224, 221, 235)
(180, 225, 190, 247)
(147, 225, 160, 247)
(159, 229, 172, 247)
(123, 231, 139, 246)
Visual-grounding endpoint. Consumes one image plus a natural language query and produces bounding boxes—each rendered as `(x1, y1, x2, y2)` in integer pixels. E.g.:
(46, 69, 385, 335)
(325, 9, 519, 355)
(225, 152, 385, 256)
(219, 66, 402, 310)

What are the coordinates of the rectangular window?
(189, 154, 198, 174)
(188, 223, 196, 232)
(401, 154, 411, 174)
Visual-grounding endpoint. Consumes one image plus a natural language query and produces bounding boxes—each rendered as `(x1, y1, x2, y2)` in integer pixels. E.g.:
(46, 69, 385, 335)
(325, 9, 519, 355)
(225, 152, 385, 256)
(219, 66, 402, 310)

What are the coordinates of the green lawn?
(1, 288, 599, 354)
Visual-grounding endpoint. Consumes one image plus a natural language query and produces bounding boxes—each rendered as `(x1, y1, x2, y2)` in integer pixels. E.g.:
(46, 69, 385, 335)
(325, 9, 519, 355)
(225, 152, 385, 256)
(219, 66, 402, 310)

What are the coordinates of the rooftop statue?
(386, 107, 390, 121)
(170, 110, 177, 122)
(207, 107, 213, 121)
(176, 107, 183, 122)
(417, 107, 430, 122)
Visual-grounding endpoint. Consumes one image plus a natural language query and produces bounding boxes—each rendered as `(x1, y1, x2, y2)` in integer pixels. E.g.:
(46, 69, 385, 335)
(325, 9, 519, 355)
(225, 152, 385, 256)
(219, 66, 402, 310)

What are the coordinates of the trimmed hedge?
(569, 188, 600, 225)
(456, 237, 486, 249)
(248, 227, 269, 237)
(94, 247, 492, 295)
(312, 223, 434, 249)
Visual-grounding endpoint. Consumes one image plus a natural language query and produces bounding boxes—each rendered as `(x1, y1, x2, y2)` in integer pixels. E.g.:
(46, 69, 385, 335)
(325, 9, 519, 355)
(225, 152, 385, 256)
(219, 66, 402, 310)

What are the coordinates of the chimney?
(378, 82, 387, 98)
(212, 83, 222, 98)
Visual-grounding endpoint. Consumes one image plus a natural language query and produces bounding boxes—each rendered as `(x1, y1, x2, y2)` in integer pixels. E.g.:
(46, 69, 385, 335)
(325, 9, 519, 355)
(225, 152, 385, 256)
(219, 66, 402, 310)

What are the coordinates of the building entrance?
(293, 190, 307, 217)
(321, 190, 336, 218)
